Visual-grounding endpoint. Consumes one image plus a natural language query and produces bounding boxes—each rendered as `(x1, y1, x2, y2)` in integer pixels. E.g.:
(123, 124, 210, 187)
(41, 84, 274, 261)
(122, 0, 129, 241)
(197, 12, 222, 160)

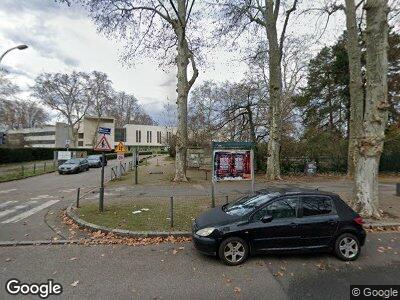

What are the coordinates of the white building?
(123, 124, 176, 149)
(77, 116, 115, 149)
(5, 123, 70, 148)
(5, 116, 115, 149)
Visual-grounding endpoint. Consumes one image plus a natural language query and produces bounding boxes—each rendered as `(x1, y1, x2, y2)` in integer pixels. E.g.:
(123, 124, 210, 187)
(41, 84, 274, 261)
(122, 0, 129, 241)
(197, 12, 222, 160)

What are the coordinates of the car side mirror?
(261, 215, 273, 223)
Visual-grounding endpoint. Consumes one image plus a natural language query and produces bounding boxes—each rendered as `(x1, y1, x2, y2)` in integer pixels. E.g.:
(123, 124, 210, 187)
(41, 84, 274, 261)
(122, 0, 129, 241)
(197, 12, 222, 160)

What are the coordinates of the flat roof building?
(122, 124, 176, 149)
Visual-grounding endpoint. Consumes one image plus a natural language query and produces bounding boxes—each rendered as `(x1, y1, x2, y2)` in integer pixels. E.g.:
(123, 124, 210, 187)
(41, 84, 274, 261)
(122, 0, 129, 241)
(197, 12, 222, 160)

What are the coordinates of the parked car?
(58, 158, 89, 174)
(192, 187, 366, 266)
(87, 155, 107, 168)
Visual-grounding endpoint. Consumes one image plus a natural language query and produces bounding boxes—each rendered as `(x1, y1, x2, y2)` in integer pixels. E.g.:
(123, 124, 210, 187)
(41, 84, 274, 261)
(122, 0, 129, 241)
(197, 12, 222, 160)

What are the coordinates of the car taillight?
(353, 216, 364, 225)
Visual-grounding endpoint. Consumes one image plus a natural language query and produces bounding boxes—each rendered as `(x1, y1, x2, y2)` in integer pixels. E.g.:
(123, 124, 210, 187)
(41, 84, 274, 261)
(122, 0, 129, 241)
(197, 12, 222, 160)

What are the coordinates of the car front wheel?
(334, 233, 360, 261)
(218, 237, 249, 266)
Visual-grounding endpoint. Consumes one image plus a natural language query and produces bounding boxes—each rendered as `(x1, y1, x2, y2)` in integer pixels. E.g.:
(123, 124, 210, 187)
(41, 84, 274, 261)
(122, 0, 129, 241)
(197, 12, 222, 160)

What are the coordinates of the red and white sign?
(117, 152, 124, 161)
(94, 135, 112, 151)
(213, 150, 252, 181)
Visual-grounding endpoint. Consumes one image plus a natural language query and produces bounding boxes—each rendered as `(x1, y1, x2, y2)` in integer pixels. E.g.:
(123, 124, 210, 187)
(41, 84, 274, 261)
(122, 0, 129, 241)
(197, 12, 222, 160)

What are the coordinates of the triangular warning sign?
(94, 135, 112, 151)
(115, 141, 126, 153)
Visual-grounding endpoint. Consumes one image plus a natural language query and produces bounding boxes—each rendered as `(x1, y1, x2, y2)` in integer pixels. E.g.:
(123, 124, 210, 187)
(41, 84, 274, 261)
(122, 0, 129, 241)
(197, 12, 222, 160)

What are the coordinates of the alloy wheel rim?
(224, 241, 245, 263)
(339, 237, 358, 259)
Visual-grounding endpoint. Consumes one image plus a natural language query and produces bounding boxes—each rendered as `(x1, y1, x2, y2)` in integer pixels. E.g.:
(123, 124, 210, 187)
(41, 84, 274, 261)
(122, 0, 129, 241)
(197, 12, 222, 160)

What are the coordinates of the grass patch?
(77, 200, 210, 231)
(0, 168, 56, 182)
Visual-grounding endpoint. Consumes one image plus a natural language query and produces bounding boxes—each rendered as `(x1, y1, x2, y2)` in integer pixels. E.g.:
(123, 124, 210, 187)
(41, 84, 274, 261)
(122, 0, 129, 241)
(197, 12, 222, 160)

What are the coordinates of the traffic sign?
(115, 141, 126, 153)
(98, 127, 111, 135)
(117, 152, 124, 161)
(94, 135, 112, 151)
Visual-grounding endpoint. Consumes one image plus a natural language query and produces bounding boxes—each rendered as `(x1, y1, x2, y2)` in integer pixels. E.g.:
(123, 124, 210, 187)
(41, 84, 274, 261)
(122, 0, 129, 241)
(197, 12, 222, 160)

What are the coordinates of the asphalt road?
(0, 232, 399, 299)
(0, 157, 135, 241)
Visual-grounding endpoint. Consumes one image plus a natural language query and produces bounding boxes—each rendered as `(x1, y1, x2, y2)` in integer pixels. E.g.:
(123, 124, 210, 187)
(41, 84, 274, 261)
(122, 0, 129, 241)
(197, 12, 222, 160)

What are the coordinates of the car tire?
(334, 233, 360, 261)
(218, 237, 249, 266)
(58, 171, 63, 175)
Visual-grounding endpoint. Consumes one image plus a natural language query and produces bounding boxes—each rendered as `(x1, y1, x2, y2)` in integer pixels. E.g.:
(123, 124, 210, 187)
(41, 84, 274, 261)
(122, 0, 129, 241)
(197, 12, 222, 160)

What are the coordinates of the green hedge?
(0, 148, 155, 164)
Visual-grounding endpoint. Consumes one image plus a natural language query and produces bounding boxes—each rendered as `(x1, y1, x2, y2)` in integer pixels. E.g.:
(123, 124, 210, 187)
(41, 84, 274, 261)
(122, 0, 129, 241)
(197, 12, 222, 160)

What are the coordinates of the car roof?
(255, 186, 337, 198)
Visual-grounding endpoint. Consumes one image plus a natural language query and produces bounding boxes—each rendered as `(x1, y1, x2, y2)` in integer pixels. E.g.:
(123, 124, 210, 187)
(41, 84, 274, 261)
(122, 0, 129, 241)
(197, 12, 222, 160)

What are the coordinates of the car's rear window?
(301, 196, 333, 216)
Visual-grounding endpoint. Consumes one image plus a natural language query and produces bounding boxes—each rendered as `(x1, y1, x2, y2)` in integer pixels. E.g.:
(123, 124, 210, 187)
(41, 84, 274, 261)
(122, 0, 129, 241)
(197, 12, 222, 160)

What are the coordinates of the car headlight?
(196, 227, 215, 237)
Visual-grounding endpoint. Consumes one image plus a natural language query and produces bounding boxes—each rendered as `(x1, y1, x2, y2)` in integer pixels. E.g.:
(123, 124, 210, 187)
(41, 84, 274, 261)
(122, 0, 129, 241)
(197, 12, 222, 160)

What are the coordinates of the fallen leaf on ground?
(172, 249, 178, 255)
(70, 281, 79, 287)
(234, 287, 241, 294)
(273, 271, 284, 277)
(69, 257, 77, 261)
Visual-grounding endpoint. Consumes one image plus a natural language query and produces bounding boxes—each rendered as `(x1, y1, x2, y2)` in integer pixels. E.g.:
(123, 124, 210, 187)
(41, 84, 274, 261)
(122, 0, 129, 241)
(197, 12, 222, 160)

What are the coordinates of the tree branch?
(279, 0, 298, 61)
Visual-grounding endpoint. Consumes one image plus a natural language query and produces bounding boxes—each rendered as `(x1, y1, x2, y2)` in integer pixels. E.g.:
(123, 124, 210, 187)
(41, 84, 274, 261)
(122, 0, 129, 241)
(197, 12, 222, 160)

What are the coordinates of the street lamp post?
(0, 45, 28, 64)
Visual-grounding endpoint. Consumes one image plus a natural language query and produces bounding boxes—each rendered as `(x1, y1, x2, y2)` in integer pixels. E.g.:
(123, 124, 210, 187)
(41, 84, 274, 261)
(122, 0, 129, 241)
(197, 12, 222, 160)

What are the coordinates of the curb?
(363, 222, 400, 229)
(0, 239, 82, 247)
(66, 205, 192, 238)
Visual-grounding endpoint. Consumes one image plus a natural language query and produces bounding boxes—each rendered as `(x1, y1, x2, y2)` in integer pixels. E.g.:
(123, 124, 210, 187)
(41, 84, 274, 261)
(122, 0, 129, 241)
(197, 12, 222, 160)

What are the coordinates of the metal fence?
(110, 161, 134, 180)
(0, 160, 56, 182)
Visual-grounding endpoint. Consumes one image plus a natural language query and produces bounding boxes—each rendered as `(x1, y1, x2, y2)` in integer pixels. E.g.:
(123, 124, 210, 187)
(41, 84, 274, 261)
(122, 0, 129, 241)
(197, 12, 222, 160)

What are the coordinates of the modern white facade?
(124, 124, 176, 149)
(5, 123, 70, 148)
(5, 117, 115, 149)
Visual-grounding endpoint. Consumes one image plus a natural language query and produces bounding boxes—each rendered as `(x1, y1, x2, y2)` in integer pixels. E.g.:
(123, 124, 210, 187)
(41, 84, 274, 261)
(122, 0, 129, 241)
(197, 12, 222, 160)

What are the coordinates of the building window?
(23, 131, 55, 137)
(78, 141, 83, 146)
(78, 132, 84, 139)
(136, 130, 141, 143)
(166, 132, 172, 143)
(157, 131, 161, 144)
(147, 131, 152, 143)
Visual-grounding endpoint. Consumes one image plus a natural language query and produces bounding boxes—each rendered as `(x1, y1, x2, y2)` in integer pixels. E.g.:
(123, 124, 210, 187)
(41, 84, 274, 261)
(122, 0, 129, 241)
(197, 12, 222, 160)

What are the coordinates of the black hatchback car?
(192, 187, 366, 265)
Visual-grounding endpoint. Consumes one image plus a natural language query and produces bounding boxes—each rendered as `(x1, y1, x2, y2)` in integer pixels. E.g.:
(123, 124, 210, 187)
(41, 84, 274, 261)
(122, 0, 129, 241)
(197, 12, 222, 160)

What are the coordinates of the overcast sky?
(0, 0, 350, 124)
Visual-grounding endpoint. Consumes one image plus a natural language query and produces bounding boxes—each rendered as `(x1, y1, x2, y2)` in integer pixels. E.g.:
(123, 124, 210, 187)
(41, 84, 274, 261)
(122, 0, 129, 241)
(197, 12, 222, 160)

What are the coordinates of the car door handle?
(290, 222, 297, 228)
(328, 220, 337, 225)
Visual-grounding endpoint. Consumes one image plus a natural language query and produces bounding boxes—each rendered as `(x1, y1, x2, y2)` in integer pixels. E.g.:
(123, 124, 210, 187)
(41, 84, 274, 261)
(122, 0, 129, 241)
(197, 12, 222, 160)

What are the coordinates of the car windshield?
(223, 192, 281, 216)
(64, 159, 80, 164)
(87, 155, 99, 160)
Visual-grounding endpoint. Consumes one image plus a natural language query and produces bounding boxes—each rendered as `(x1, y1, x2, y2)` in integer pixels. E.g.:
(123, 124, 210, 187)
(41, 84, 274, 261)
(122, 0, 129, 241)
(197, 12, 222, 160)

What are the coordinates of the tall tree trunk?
(345, 0, 365, 177)
(354, 0, 389, 218)
(173, 0, 198, 182)
(265, 2, 283, 180)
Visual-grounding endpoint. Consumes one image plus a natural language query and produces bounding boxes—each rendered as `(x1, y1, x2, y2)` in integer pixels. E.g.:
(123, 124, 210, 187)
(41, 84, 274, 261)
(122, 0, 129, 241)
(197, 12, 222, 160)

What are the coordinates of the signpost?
(211, 141, 255, 207)
(133, 147, 139, 185)
(94, 128, 112, 212)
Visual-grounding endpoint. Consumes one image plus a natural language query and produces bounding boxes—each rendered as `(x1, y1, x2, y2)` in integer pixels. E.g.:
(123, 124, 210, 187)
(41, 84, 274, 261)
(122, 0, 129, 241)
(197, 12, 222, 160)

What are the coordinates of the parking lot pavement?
(0, 232, 398, 299)
(0, 158, 132, 242)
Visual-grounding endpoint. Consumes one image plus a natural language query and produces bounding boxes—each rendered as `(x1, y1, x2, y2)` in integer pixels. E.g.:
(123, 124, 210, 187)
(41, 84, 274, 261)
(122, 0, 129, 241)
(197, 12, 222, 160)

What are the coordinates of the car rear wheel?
(334, 233, 360, 261)
(218, 237, 249, 266)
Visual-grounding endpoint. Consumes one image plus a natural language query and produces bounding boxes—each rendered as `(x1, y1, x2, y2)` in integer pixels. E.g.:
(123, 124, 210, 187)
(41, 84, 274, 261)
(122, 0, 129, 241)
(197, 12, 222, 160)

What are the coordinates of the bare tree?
(32, 72, 92, 146)
(216, 0, 298, 180)
(109, 91, 139, 127)
(87, 71, 114, 146)
(60, 0, 200, 182)
(354, 0, 389, 218)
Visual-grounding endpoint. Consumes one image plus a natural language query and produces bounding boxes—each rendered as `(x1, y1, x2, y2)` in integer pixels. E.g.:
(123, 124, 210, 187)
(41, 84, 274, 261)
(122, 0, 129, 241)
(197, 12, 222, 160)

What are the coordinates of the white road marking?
(0, 189, 17, 194)
(0, 200, 18, 209)
(0, 201, 37, 218)
(61, 189, 76, 193)
(192, 184, 205, 191)
(1, 200, 59, 224)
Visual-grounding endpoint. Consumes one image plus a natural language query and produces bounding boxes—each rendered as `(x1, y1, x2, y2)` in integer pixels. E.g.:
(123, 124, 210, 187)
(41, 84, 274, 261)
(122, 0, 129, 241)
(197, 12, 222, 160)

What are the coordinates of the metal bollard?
(170, 196, 174, 228)
(33, 163, 36, 174)
(226, 195, 229, 204)
(44, 162, 46, 172)
(211, 184, 215, 208)
(21, 165, 24, 177)
(76, 187, 80, 208)
(396, 183, 400, 197)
